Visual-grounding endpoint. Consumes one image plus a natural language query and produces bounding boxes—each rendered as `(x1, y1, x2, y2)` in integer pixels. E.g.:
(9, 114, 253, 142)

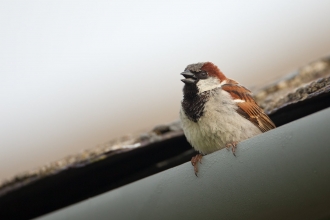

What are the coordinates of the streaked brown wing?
(222, 83, 276, 132)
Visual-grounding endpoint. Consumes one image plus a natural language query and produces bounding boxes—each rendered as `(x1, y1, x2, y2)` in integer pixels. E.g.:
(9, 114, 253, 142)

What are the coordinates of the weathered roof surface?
(1, 55, 330, 219)
(254, 55, 330, 114)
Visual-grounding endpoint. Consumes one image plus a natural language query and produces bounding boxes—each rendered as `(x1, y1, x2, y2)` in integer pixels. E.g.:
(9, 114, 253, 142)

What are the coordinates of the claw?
(226, 142, 238, 156)
(191, 154, 203, 176)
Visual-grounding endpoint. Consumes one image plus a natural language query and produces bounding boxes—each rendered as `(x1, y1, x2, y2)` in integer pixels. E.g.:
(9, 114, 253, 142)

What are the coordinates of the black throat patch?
(181, 84, 210, 122)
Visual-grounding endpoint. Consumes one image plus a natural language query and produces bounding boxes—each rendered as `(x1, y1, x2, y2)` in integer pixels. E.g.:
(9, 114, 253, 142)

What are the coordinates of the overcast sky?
(1, 1, 330, 180)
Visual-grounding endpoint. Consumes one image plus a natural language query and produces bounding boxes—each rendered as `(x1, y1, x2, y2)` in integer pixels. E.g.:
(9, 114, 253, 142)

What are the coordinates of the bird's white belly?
(180, 92, 262, 154)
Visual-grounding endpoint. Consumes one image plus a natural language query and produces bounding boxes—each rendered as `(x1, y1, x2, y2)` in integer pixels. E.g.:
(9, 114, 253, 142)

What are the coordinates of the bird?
(179, 62, 276, 176)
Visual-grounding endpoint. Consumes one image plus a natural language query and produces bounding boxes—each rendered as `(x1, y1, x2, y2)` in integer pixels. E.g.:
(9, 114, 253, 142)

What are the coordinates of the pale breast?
(180, 89, 262, 154)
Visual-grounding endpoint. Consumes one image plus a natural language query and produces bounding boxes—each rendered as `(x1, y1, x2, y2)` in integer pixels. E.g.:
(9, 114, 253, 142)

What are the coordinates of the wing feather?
(222, 83, 276, 132)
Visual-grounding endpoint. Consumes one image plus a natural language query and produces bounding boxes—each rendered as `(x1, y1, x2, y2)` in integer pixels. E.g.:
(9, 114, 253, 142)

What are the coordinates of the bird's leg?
(226, 141, 238, 156)
(191, 154, 203, 176)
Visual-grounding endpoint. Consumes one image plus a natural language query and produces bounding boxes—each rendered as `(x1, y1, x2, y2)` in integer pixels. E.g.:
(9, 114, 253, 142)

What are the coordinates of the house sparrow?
(179, 62, 276, 175)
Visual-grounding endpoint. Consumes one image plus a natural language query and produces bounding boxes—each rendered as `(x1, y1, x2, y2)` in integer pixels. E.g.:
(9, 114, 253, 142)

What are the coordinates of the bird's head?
(181, 62, 227, 93)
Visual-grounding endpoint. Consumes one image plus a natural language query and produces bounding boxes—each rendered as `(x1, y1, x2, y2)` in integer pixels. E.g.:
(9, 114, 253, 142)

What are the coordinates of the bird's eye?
(199, 71, 207, 79)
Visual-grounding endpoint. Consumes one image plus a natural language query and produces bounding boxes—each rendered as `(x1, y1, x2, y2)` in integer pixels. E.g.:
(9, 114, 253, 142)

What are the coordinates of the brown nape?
(201, 62, 227, 81)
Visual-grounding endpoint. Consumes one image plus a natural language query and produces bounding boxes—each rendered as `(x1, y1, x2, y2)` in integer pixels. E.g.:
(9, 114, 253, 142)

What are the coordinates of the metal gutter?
(38, 107, 330, 220)
(0, 56, 329, 219)
(0, 84, 329, 220)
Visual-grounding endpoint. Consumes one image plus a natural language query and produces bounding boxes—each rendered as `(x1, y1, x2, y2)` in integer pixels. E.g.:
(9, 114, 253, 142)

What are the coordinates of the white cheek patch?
(197, 77, 222, 93)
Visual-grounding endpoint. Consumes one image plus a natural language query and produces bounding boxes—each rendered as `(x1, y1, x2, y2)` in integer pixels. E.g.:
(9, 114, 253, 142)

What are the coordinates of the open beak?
(181, 71, 197, 84)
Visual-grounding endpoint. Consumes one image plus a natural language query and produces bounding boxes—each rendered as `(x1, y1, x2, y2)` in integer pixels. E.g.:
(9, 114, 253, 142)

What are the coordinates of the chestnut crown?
(181, 62, 226, 84)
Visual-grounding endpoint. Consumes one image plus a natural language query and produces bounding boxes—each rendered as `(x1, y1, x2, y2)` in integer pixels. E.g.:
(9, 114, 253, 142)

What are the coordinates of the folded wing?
(222, 82, 276, 132)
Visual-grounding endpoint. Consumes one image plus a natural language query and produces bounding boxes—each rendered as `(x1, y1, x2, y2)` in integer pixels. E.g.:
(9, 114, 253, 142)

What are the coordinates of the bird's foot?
(226, 142, 238, 156)
(191, 154, 203, 176)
